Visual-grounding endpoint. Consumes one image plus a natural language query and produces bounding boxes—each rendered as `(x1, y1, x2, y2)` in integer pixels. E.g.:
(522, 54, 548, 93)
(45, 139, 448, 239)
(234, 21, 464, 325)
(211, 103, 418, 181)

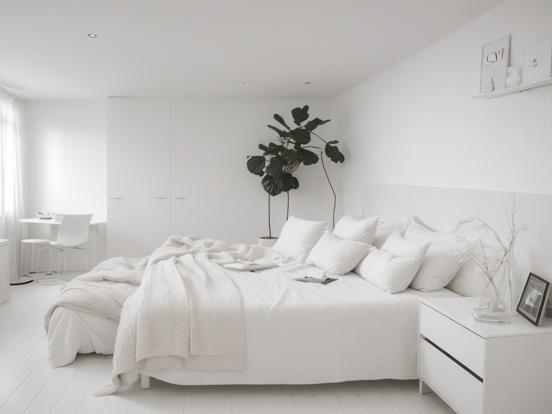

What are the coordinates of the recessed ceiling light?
(87, 33, 98, 39)
(304, 81, 311, 85)
(242, 80, 250, 85)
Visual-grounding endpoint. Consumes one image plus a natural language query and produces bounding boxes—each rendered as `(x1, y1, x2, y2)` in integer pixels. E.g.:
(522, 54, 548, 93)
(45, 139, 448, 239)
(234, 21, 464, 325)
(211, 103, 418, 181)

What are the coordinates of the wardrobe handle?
(154, 196, 167, 200)
(109, 197, 123, 200)
(173, 196, 187, 200)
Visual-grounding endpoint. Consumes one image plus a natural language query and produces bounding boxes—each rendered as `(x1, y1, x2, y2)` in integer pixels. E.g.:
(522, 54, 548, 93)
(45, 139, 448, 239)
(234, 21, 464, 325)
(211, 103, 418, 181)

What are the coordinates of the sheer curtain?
(0, 89, 25, 282)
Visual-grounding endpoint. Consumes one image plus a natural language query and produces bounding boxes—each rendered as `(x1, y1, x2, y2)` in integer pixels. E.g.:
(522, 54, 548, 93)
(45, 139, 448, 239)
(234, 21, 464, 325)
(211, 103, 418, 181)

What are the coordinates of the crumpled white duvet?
(97, 236, 266, 395)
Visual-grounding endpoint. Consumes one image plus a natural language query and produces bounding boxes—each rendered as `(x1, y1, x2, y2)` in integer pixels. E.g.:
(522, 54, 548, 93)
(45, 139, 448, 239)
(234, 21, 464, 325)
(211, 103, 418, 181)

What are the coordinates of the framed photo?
(480, 35, 510, 93)
(517, 273, 550, 326)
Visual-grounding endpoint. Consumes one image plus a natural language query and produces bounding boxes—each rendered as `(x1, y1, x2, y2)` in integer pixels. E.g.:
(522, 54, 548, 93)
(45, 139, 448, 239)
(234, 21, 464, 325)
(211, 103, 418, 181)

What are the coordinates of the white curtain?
(0, 89, 25, 281)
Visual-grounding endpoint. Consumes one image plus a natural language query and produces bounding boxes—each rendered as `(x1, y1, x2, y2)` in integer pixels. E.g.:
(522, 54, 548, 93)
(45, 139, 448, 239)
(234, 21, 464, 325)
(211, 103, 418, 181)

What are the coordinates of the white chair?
(50, 214, 93, 274)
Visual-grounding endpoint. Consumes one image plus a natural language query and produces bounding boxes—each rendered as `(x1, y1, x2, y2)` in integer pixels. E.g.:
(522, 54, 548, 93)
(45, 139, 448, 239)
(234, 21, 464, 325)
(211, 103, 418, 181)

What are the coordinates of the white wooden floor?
(0, 278, 455, 414)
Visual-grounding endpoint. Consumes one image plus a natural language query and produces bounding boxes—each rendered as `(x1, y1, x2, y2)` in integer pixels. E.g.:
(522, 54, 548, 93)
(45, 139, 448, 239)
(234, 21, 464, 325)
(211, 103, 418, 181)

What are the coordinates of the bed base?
(140, 374, 151, 389)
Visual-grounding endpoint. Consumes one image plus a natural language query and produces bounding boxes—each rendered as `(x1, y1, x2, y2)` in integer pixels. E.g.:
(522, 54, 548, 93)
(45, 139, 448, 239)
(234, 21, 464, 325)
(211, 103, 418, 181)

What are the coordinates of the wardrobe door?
(107, 98, 170, 257)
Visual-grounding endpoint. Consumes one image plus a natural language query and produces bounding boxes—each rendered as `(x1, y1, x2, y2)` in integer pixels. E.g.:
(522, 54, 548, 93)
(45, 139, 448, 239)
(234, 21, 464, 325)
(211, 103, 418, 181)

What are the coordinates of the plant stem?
(268, 193, 272, 238)
(320, 151, 337, 229)
(286, 192, 290, 220)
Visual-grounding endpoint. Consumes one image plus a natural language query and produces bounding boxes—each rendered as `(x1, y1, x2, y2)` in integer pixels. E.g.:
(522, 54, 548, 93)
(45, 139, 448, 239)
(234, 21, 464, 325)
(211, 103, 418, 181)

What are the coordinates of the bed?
(47, 255, 458, 385)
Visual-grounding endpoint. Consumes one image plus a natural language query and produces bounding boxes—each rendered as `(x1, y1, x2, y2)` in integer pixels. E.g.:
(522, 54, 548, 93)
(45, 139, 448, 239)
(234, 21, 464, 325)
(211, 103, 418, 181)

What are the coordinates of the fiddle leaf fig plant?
(246, 105, 345, 238)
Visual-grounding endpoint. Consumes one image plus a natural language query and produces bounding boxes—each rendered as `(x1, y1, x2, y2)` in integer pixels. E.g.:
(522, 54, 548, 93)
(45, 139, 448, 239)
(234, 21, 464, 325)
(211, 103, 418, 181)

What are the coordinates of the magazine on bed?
(223, 260, 278, 272)
(294, 276, 338, 284)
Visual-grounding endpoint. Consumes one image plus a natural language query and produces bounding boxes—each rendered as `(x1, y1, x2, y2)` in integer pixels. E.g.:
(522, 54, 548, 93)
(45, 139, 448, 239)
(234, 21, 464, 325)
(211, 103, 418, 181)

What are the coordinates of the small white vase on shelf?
(506, 66, 522, 88)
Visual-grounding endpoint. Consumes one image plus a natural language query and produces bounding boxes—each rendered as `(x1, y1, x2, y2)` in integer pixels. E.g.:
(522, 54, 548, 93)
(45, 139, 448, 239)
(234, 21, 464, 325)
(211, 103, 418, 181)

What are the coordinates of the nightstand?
(418, 297, 552, 414)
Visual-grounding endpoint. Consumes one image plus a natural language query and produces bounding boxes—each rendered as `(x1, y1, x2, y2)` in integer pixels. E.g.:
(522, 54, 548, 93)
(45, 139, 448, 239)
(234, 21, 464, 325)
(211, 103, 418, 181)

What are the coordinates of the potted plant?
(247, 105, 345, 245)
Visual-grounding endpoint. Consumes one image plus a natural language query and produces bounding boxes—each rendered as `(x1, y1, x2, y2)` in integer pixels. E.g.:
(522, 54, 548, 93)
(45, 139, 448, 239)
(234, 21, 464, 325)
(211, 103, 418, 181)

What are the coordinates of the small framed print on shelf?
(480, 34, 511, 94)
(517, 273, 550, 326)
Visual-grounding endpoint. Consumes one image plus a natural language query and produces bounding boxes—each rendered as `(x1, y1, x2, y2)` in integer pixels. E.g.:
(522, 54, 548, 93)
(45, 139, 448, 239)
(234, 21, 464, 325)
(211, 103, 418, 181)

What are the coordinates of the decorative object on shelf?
(246, 106, 345, 237)
(480, 34, 510, 93)
(522, 38, 552, 85)
(517, 273, 550, 326)
(506, 66, 522, 88)
(454, 210, 523, 323)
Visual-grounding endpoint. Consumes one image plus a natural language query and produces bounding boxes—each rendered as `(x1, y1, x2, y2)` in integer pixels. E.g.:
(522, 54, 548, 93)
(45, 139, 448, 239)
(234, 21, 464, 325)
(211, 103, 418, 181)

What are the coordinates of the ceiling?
(0, 0, 505, 100)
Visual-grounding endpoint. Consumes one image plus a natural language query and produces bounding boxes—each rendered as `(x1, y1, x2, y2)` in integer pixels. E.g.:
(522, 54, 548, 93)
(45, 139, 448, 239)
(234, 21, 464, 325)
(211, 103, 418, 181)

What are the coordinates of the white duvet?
(46, 237, 459, 389)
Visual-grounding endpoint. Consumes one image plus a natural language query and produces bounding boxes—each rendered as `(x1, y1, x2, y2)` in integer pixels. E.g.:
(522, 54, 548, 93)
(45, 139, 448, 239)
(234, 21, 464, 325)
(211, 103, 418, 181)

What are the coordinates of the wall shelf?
(474, 77, 552, 99)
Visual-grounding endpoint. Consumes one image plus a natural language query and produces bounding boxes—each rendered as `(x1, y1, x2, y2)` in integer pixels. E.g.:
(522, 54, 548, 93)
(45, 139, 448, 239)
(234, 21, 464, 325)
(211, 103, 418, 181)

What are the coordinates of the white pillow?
(273, 216, 326, 262)
(355, 247, 425, 293)
(333, 215, 379, 244)
(307, 232, 370, 275)
(382, 231, 430, 258)
(374, 216, 412, 248)
(447, 238, 501, 297)
(404, 221, 462, 292)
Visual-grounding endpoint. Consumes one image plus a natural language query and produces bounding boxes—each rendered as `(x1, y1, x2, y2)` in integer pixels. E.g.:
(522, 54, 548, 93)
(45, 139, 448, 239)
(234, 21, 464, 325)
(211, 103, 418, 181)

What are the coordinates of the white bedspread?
(99, 236, 266, 395)
(144, 264, 459, 386)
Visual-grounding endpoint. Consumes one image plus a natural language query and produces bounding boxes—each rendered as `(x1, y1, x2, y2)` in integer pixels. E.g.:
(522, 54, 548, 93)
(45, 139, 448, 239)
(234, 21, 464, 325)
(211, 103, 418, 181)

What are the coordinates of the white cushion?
(447, 238, 501, 297)
(355, 247, 425, 293)
(273, 216, 326, 262)
(307, 232, 370, 275)
(381, 231, 430, 258)
(404, 221, 462, 292)
(373, 216, 412, 248)
(333, 215, 378, 244)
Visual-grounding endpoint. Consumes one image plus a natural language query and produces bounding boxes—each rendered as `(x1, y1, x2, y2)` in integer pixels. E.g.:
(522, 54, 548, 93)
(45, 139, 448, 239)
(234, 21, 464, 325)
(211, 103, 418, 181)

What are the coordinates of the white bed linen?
(139, 265, 458, 386)
(47, 308, 118, 367)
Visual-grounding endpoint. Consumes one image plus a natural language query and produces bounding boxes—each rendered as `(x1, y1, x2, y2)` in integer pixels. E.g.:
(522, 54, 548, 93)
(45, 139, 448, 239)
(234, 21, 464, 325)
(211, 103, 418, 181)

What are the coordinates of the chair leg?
(30, 245, 36, 274)
(83, 248, 88, 272)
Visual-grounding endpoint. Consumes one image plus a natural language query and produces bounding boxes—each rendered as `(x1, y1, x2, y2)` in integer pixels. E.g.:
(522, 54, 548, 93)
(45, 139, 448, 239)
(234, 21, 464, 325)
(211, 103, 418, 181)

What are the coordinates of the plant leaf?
(304, 117, 330, 131)
(262, 174, 283, 196)
(267, 124, 288, 138)
(288, 128, 311, 144)
(280, 172, 299, 192)
(297, 148, 319, 165)
(265, 156, 285, 177)
(273, 114, 290, 130)
(327, 140, 339, 144)
(291, 105, 310, 126)
(282, 149, 298, 163)
(263, 142, 286, 155)
(325, 143, 345, 163)
(246, 156, 265, 176)
(258, 143, 269, 152)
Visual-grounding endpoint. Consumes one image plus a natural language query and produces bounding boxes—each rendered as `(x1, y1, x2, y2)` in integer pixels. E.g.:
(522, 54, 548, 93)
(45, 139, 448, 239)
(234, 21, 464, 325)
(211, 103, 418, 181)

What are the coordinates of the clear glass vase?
(472, 253, 515, 323)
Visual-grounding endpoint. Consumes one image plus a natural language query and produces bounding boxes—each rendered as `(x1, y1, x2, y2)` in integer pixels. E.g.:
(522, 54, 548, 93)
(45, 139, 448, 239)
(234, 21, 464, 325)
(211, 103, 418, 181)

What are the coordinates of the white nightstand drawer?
(419, 303, 485, 377)
(420, 338, 483, 414)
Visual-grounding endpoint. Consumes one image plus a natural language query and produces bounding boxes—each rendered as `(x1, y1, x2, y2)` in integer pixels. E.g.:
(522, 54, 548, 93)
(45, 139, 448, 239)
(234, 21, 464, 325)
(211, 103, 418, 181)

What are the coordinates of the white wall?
(107, 98, 334, 256)
(25, 98, 337, 261)
(25, 100, 107, 221)
(331, 0, 552, 215)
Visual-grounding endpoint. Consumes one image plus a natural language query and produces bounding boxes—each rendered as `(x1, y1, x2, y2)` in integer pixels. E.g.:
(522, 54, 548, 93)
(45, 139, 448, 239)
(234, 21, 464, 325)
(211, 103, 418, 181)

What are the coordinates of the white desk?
(19, 218, 106, 273)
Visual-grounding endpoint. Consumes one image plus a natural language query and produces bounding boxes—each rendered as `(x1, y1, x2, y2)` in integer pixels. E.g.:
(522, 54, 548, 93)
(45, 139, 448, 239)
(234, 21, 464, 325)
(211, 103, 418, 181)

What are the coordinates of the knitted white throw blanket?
(97, 236, 264, 395)
(44, 256, 147, 332)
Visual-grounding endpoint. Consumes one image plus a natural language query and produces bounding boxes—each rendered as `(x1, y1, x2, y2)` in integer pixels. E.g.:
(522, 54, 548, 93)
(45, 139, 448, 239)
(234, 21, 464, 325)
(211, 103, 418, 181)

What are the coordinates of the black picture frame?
(517, 273, 550, 326)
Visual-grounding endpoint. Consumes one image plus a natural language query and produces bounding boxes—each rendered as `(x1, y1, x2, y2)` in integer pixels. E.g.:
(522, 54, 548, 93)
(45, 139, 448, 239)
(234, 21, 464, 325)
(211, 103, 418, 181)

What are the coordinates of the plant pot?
(257, 237, 278, 248)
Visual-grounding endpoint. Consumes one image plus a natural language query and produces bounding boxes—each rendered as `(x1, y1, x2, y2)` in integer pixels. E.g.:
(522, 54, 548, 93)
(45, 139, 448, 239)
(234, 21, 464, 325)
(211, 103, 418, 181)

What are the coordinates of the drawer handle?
(109, 197, 123, 200)
(154, 197, 167, 200)
(422, 336, 483, 383)
(173, 196, 187, 200)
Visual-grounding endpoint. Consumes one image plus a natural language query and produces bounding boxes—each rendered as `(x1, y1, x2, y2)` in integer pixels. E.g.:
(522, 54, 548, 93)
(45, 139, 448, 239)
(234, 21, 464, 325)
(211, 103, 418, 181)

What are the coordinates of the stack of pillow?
(273, 214, 468, 295)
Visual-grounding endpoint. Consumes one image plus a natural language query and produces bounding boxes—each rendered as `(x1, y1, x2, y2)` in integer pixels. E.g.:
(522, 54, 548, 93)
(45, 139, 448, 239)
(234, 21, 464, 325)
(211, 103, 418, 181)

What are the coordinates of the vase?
(506, 66, 522, 88)
(472, 252, 516, 323)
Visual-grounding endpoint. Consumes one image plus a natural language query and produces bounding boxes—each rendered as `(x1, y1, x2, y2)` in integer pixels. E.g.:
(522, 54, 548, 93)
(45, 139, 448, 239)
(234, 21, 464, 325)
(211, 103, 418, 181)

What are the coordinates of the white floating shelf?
(474, 77, 552, 98)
